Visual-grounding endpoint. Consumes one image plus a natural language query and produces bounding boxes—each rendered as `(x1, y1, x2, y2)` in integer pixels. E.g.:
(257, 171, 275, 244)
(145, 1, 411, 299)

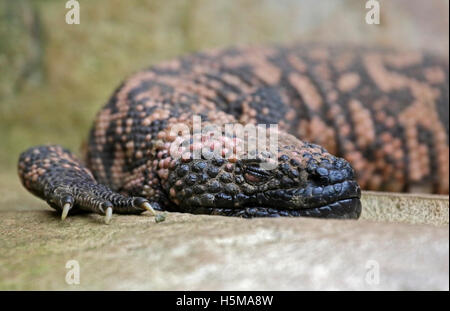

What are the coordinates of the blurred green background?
(0, 0, 448, 173)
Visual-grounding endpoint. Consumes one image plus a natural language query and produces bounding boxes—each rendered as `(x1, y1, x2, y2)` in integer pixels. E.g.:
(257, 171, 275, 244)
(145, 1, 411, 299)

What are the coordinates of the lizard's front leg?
(18, 145, 155, 224)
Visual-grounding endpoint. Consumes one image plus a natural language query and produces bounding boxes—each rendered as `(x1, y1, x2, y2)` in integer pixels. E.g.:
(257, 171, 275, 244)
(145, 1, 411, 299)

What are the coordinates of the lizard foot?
(18, 145, 156, 224)
(53, 188, 155, 224)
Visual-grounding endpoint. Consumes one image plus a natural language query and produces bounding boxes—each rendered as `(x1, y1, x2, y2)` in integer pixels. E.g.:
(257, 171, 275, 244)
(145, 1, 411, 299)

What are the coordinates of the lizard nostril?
(309, 160, 355, 185)
(308, 169, 329, 185)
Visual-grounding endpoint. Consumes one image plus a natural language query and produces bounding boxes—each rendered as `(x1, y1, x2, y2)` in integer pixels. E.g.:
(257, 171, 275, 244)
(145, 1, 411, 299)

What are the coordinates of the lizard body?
(18, 44, 449, 222)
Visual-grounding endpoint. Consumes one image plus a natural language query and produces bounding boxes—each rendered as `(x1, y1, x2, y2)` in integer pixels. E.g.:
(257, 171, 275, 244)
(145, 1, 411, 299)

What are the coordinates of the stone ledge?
(361, 191, 449, 226)
(0, 210, 448, 290)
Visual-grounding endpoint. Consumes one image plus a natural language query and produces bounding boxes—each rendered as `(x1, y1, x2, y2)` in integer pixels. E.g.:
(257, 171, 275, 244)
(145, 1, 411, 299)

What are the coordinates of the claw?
(61, 203, 72, 221)
(104, 207, 113, 224)
(142, 202, 156, 216)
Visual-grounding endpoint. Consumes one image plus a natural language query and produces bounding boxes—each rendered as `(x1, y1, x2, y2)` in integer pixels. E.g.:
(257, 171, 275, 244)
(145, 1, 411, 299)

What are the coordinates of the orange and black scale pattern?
(18, 44, 449, 220)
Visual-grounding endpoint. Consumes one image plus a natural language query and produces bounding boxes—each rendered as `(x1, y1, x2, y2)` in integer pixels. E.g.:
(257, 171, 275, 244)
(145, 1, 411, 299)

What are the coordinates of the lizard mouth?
(222, 197, 361, 219)
(176, 180, 362, 219)
(239, 180, 362, 219)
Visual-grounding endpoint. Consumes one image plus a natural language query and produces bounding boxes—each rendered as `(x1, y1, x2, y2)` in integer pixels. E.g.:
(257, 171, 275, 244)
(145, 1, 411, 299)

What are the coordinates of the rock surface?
(0, 173, 448, 290)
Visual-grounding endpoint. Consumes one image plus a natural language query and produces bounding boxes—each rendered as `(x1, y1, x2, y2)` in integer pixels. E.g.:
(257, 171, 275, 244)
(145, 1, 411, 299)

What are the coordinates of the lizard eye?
(244, 165, 271, 183)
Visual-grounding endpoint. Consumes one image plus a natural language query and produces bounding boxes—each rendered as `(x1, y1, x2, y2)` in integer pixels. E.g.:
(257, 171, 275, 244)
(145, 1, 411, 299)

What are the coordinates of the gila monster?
(18, 44, 449, 224)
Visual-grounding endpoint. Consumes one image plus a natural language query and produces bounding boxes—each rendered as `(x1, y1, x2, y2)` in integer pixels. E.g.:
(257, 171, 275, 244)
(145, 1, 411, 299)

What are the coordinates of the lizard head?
(164, 131, 361, 219)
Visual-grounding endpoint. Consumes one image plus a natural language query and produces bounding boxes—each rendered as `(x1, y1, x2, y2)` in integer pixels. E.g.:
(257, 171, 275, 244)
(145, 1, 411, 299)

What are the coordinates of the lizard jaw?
(169, 180, 362, 219)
